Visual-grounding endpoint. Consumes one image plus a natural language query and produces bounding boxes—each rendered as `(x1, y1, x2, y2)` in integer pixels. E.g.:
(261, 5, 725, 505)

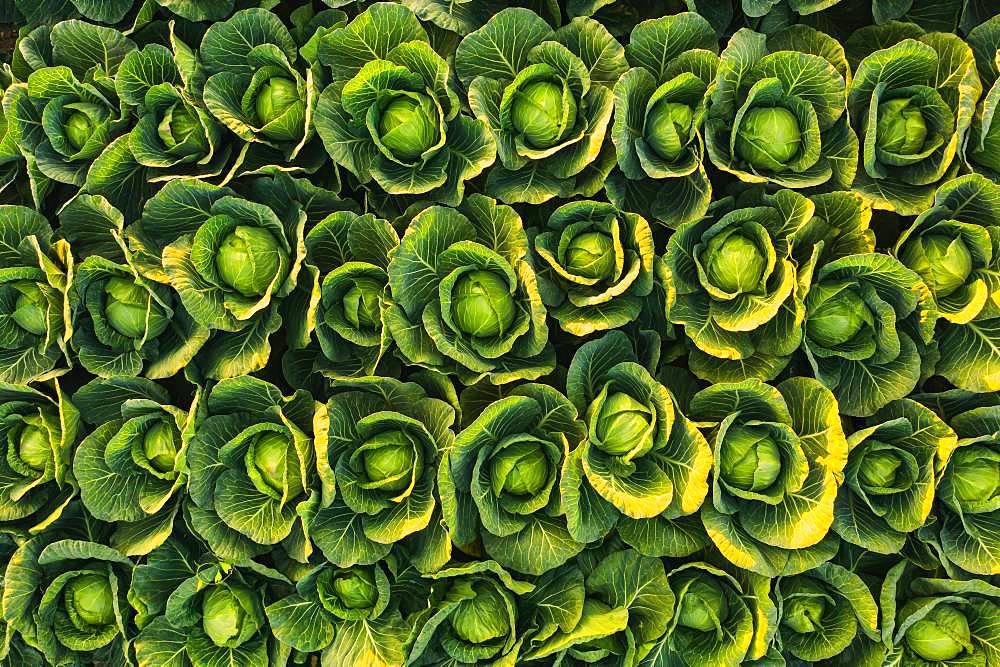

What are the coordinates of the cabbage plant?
(186, 376, 320, 563)
(313, 376, 455, 571)
(608, 12, 719, 227)
(847, 22, 981, 214)
(880, 561, 1000, 665)
(666, 189, 858, 383)
(706, 25, 857, 190)
(803, 252, 935, 417)
(0, 206, 73, 383)
(116, 36, 229, 183)
(773, 563, 881, 664)
(73, 377, 197, 556)
(287, 210, 399, 383)
(130, 536, 287, 667)
(407, 560, 532, 666)
(455, 7, 628, 204)
(385, 195, 553, 385)
(689, 378, 848, 576)
(71, 255, 210, 379)
(832, 398, 957, 554)
(266, 560, 409, 664)
(201, 9, 317, 164)
(965, 15, 1000, 179)
(522, 548, 674, 666)
(644, 561, 775, 667)
(126, 178, 305, 379)
(314, 3, 495, 205)
(561, 331, 713, 557)
(1, 515, 132, 666)
(895, 175, 1000, 393)
(0, 382, 80, 536)
(925, 405, 1000, 575)
(440, 383, 586, 575)
(533, 200, 654, 335)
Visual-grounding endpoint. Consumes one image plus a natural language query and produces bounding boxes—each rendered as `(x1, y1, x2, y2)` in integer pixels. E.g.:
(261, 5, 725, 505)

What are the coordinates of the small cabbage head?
(215, 225, 289, 298)
(594, 391, 653, 456)
(805, 283, 873, 348)
(378, 93, 440, 161)
(330, 568, 379, 610)
(17, 416, 50, 470)
(361, 430, 418, 493)
(65, 573, 115, 628)
(11, 281, 48, 336)
(903, 601, 971, 662)
(65, 111, 96, 151)
(677, 574, 728, 633)
(104, 277, 170, 339)
(490, 442, 550, 496)
(645, 101, 693, 162)
(876, 98, 927, 156)
(450, 270, 516, 338)
(858, 448, 904, 489)
(511, 80, 577, 149)
(160, 103, 208, 154)
(735, 106, 801, 170)
(950, 446, 1000, 509)
(899, 234, 973, 298)
(250, 431, 303, 498)
(720, 426, 781, 491)
(781, 577, 828, 634)
(702, 228, 766, 294)
(202, 584, 255, 648)
(342, 277, 383, 331)
(564, 231, 615, 281)
(143, 421, 180, 473)
(255, 78, 301, 127)
(449, 582, 512, 645)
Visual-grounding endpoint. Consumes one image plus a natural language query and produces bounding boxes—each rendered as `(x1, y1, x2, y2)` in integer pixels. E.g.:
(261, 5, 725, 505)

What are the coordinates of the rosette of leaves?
(0, 382, 80, 536)
(773, 563, 882, 664)
(313, 3, 494, 205)
(408, 560, 533, 666)
(846, 21, 981, 214)
(439, 383, 586, 575)
(689, 378, 849, 576)
(880, 561, 1000, 665)
(607, 12, 719, 228)
(532, 200, 654, 335)
(385, 194, 554, 385)
(265, 560, 410, 663)
(643, 561, 775, 667)
(455, 7, 628, 204)
(832, 398, 957, 555)
(115, 32, 229, 183)
(705, 25, 857, 190)
(130, 537, 289, 667)
(1, 515, 133, 666)
(522, 549, 674, 666)
(10, 21, 140, 209)
(71, 255, 210, 379)
(0, 81, 33, 207)
(803, 252, 935, 417)
(200, 8, 316, 163)
(287, 210, 399, 383)
(186, 376, 320, 563)
(126, 178, 305, 379)
(561, 331, 713, 558)
(924, 405, 1000, 575)
(666, 189, 820, 383)
(894, 175, 1000, 393)
(72, 377, 197, 556)
(965, 15, 1000, 179)
(0, 205, 73, 383)
(312, 376, 455, 572)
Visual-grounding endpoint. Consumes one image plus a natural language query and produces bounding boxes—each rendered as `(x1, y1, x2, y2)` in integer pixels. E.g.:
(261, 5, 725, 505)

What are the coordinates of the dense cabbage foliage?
(3, 1, 1000, 666)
